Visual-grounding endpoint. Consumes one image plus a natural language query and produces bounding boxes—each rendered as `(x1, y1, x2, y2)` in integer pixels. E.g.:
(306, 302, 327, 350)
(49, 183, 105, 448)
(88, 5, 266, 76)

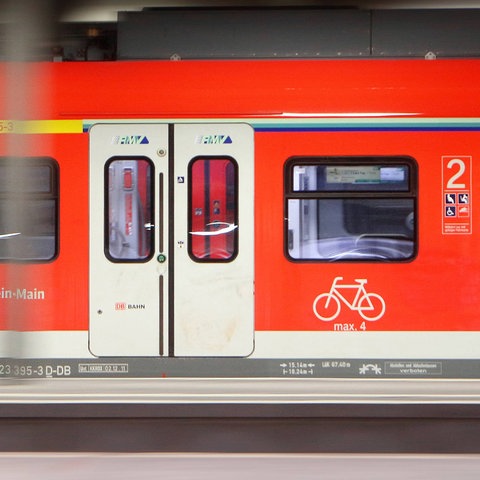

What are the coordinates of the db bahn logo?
(115, 302, 146, 310)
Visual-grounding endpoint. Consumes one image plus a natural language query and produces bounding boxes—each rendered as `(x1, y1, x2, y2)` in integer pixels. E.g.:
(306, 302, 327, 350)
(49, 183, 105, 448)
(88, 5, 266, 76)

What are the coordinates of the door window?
(105, 158, 154, 261)
(189, 157, 238, 261)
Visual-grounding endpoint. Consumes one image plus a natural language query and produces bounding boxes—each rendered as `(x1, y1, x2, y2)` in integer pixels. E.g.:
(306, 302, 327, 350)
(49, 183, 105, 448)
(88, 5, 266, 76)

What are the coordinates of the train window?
(285, 157, 417, 262)
(105, 158, 154, 262)
(189, 157, 238, 262)
(0, 157, 58, 262)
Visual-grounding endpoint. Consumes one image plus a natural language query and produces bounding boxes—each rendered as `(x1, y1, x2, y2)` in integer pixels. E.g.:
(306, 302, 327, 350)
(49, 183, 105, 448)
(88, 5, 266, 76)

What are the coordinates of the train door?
(89, 123, 254, 357)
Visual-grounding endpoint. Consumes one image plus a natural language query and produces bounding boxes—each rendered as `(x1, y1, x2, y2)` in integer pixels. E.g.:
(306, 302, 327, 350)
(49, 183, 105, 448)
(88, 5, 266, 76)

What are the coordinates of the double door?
(89, 123, 254, 357)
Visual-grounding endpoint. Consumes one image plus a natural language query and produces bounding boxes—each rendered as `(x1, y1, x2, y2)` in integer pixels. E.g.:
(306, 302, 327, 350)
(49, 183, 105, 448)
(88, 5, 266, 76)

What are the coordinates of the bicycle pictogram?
(313, 277, 385, 321)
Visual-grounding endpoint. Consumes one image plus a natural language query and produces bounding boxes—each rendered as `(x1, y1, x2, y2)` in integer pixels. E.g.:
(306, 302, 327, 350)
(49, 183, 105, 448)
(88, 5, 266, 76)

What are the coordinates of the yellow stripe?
(0, 120, 83, 134)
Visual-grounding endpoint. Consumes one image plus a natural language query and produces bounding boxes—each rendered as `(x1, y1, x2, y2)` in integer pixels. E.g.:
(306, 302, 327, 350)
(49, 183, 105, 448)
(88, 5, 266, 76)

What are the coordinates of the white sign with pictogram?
(442, 156, 472, 234)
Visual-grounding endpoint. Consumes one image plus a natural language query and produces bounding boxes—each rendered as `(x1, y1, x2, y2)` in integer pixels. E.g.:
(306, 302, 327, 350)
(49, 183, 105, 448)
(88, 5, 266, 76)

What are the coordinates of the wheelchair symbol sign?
(445, 206, 456, 217)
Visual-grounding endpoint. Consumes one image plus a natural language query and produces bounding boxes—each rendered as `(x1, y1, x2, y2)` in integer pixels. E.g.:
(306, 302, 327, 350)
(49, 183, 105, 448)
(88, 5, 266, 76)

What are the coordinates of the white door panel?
(89, 123, 254, 357)
(173, 123, 254, 356)
(89, 124, 169, 356)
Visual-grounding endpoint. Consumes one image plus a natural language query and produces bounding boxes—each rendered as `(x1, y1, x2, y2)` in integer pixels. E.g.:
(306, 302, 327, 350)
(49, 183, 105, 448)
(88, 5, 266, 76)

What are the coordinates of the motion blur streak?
(2, 1, 55, 362)
(0, 454, 480, 480)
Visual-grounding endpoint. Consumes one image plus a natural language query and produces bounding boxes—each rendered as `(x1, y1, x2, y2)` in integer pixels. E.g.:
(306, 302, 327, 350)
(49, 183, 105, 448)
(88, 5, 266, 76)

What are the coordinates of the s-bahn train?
(1, 59, 480, 373)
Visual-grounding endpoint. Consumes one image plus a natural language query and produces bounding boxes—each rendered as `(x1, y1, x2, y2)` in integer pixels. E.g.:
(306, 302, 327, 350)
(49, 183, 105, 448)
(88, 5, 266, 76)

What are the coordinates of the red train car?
(1, 59, 480, 373)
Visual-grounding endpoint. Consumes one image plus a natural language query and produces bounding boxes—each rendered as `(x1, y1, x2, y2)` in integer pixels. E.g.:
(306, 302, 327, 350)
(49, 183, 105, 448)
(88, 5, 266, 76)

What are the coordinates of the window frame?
(188, 155, 239, 263)
(0, 156, 59, 263)
(284, 155, 418, 263)
(104, 156, 155, 263)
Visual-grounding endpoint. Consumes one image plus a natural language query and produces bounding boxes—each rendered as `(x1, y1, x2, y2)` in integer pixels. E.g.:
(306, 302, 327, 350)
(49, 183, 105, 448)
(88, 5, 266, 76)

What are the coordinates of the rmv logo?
(195, 135, 232, 145)
(112, 135, 149, 145)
